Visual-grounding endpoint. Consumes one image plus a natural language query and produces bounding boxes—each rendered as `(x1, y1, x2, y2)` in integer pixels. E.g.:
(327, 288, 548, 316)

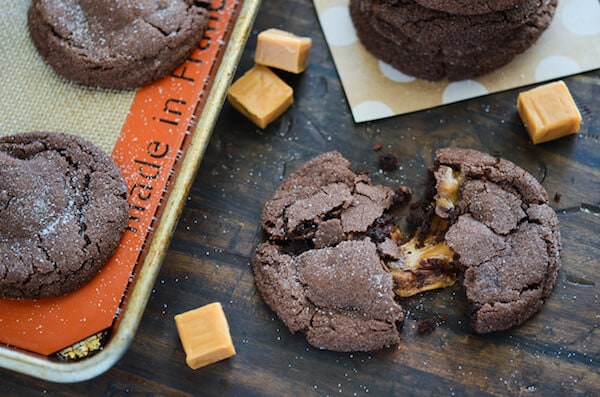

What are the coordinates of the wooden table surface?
(2, 0, 599, 395)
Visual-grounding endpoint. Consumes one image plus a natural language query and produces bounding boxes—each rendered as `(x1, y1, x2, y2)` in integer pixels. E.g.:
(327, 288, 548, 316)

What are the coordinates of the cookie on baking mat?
(0, 132, 129, 299)
(27, 0, 210, 89)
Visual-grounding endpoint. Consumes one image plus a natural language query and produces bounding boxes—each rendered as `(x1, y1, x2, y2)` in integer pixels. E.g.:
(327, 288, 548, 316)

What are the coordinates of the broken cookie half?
(253, 151, 411, 352)
(252, 149, 561, 352)
(431, 148, 561, 333)
(393, 147, 561, 333)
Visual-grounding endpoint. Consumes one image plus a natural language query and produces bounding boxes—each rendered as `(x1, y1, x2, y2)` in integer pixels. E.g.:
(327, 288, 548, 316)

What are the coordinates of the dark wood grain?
(2, 0, 599, 395)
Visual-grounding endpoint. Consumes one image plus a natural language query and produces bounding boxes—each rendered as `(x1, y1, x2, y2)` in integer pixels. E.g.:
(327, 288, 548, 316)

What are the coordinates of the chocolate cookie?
(414, 0, 528, 15)
(431, 148, 561, 333)
(350, 0, 557, 81)
(253, 151, 409, 351)
(370, 0, 542, 48)
(0, 132, 129, 299)
(28, 0, 210, 89)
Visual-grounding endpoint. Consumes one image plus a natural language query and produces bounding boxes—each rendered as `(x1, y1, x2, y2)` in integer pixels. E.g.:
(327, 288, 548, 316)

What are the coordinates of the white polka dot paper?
(313, 0, 600, 123)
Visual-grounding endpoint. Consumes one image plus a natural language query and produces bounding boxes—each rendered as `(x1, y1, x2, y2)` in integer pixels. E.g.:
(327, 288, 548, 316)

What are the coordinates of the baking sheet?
(0, 0, 261, 382)
(313, 0, 600, 122)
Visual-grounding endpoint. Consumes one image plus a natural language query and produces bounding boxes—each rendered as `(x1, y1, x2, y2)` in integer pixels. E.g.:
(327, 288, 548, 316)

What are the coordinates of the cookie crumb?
(417, 313, 447, 335)
(379, 152, 399, 171)
(395, 186, 412, 205)
(417, 318, 437, 334)
(553, 192, 561, 202)
(374, 143, 382, 151)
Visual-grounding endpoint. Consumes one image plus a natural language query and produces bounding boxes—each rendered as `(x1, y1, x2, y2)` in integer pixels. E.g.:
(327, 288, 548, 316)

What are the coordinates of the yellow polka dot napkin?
(313, 0, 600, 122)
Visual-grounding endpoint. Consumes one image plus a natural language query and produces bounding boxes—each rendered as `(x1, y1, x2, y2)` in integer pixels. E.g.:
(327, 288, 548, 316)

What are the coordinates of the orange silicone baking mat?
(0, 0, 243, 357)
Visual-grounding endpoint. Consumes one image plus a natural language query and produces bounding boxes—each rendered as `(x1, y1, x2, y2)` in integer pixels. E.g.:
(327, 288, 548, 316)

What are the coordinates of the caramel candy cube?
(174, 302, 236, 370)
(517, 80, 582, 144)
(254, 28, 312, 73)
(227, 64, 293, 129)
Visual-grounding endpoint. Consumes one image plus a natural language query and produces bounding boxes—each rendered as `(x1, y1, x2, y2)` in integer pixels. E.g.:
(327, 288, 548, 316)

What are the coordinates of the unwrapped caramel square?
(174, 302, 236, 370)
(255, 28, 312, 74)
(227, 65, 293, 129)
(517, 80, 581, 144)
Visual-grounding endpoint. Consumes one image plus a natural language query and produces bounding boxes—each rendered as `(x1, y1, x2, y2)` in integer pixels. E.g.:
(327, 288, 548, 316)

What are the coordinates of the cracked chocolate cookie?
(0, 132, 129, 299)
(350, 0, 557, 81)
(253, 151, 409, 352)
(28, 0, 210, 89)
(430, 148, 561, 333)
(253, 149, 561, 350)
